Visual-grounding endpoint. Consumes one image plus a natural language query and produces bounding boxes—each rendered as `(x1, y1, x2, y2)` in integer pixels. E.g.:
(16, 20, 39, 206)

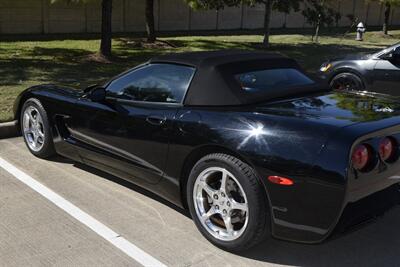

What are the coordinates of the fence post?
(188, 5, 192, 30)
(41, 0, 50, 34)
(282, 12, 287, 28)
(336, 0, 340, 27)
(240, 3, 244, 29)
(352, 0, 356, 18)
(84, 3, 88, 33)
(157, 0, 161, 31)
(122, 0, 126, 32)
(390, 6, 394, 26)
(216, 9, 219, 30)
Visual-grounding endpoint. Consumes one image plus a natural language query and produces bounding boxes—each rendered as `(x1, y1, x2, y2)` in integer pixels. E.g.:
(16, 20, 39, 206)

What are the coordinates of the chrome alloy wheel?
(193, 167, 249, 241)
(22, 106, 45, 152)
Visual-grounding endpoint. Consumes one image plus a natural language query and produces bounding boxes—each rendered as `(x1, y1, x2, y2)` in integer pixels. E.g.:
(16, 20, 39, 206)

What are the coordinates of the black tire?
(187, 153, 270, 252)
(330, 72, 364, 91)
(20, 98, 56, 159)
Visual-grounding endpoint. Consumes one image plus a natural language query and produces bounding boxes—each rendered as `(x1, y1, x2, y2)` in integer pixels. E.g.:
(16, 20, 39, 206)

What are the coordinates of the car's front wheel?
(21, 98, 56, 159)
(187, 153, 270, 251)
(330, 72, 364, 91)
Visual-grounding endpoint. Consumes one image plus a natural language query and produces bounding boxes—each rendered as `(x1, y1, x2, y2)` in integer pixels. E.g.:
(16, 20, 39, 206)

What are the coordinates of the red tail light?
(352, 144, 372, 171)
(379, 137, 396, 162)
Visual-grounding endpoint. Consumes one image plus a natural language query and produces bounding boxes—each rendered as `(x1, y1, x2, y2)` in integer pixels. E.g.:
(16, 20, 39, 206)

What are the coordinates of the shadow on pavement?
(50, 155, 400, 267)
(72, 162, 191, 218)
(241, 208, 400, 266)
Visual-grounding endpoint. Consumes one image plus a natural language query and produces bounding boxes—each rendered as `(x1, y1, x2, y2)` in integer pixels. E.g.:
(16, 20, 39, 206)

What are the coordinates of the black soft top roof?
(150, 50, 287, 68)
(149, 50, 320, 106)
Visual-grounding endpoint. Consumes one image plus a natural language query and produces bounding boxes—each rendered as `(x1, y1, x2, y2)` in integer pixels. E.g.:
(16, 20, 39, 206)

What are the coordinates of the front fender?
(13, 84, 83, 121)
(13, 86, 37, 121)
(326, 60, 376, 88)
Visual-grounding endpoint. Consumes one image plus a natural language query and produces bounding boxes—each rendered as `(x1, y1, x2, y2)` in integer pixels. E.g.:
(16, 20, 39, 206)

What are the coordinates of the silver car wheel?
(22, 106, 45, 152)
(193, 167, 249, 241)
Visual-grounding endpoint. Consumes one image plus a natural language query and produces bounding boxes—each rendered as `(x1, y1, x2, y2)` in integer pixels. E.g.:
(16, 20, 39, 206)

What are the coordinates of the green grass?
(1, 30, 399, 122)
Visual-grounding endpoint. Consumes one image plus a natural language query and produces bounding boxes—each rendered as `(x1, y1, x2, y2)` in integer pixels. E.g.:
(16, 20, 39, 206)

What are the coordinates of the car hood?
(256, 91, 400, 128)
(329, 53, 371, 62)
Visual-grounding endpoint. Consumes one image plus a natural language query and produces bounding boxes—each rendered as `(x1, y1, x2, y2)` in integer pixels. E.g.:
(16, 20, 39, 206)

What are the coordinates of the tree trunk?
(383, 2, 391, 35)
(314, 0, 324, 43)
(146, 0, 156, 42)
(262, 0, 273, 47)
(100, 0, 112, 58)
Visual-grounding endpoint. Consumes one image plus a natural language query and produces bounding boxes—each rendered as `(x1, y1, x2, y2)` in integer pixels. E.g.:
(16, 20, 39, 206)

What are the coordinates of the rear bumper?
(333, 183, 400, 236)
(269, 171, 400, 244)
(347, 174, 400, 203)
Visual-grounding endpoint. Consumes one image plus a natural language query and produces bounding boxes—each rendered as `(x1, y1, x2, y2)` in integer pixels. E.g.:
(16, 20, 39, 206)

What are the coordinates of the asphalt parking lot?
(1, 137, 400, 267)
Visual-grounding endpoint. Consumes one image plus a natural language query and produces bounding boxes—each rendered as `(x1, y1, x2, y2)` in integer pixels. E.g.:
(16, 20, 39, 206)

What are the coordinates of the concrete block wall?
(0, 0, 43, 34)
(217, 6, 242, 29)
(48, 1, 86, 33)
(353, 0, 368, 23)
(242, 4, 264, 29)
(0, 0, 399, 35)
(190, 9, 217, 30)
(367, 1, 384, 26)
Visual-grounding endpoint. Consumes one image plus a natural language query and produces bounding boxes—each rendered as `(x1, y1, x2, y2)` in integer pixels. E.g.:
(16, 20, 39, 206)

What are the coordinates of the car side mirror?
(88, 87, 106, 102)
(381, 54, 393, 61)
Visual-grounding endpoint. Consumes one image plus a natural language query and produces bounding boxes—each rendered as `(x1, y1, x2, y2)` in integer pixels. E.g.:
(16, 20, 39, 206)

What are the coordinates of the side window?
(106, 64, 195, 103)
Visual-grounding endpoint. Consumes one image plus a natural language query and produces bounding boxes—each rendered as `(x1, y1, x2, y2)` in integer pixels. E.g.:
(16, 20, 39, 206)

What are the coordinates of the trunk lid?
(256, 91, 400, 129)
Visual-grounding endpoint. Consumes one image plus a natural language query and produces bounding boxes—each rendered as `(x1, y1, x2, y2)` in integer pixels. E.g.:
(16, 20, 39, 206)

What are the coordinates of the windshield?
(374, 42, 400, 57)
(235, 68, 316, 93)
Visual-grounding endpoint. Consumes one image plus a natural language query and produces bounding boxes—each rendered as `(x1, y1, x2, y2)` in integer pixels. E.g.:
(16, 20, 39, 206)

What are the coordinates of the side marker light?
(268, 176, 294, 186)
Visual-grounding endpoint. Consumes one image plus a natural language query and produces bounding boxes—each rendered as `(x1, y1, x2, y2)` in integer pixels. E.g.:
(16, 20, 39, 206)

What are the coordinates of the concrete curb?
(0, 120, 20, 139)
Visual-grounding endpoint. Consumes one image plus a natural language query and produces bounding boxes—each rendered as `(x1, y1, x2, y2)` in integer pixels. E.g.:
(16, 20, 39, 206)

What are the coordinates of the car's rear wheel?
(21, 98, 56, 159)
(187, 153, 270, 251)
(330, 72, 364, 91)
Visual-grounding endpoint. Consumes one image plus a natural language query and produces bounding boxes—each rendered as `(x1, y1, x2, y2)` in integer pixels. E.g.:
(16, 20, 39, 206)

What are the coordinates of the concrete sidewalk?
(1, 137, 400, 267)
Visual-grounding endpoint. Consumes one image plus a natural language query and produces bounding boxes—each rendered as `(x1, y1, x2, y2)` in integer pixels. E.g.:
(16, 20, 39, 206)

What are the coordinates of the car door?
(372, 46, 400, 95)
(68, 63, 196, 185)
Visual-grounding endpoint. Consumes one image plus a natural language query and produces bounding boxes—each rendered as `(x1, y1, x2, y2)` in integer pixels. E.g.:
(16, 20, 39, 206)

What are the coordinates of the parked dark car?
(319, 42, 400, 95)
(14, 50, 400, 251)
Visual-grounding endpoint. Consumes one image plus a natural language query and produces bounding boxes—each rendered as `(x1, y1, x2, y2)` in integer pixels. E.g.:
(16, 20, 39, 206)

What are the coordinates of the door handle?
(146, 115, 167, 126)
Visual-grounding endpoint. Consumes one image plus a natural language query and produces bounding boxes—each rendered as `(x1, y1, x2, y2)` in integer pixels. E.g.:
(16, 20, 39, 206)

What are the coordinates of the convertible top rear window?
(235, 68, 316, 93)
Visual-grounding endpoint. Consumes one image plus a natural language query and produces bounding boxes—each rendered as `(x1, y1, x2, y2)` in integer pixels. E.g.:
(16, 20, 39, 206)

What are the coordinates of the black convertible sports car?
(14, 50, 400, 251)
(319, 42, 400, 95)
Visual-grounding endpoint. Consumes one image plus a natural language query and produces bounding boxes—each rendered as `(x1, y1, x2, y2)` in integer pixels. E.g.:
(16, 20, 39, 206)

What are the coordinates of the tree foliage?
(186, 0, 301, 15)
(302, 0, 340, 42)
(185, 0, 239, 9)
(244, 0, 301, 13)
(374, 0, 400, 5)
(186, 0, 301, 47)
(257, 0, 302, 46)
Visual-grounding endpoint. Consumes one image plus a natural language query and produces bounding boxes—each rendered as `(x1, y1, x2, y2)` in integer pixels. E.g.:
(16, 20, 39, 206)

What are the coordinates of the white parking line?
(0, 157, 167, 267)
